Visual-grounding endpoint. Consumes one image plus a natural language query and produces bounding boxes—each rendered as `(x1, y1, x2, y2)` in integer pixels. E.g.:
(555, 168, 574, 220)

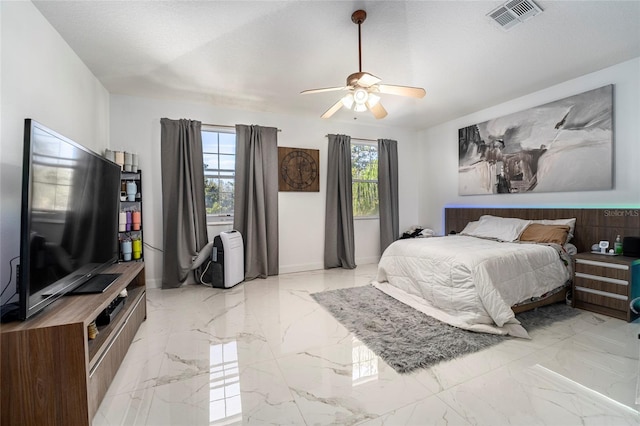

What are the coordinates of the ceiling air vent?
(488, 0, 542, 31)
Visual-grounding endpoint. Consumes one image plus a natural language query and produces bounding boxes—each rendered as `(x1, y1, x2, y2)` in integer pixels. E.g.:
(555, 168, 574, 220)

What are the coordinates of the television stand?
(1, 262, 146, 426)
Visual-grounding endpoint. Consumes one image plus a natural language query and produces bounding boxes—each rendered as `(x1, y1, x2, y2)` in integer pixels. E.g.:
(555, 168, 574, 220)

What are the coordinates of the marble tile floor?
(93, 264, 640, 426)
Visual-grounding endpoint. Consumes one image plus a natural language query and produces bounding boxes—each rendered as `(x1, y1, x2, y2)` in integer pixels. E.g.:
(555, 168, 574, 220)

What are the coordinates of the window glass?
(351, 143, 378, 218)
(219, 154, 235, 170)
(219, 133, 236, 154)
(203, 129, 236, 221)
(203, 154, 219, 171)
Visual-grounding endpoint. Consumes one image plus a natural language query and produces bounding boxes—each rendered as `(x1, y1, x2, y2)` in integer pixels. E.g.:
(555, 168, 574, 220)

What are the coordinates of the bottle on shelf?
(614, 235, 623, 255)
(121, 238, 132, 261)
(132, 237, 142, 260)
(126, 181, 137, 201)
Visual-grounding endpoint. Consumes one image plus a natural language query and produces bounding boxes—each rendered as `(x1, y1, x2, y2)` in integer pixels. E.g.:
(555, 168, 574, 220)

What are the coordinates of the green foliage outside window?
(351, 144, 378, 217)
(204, 178, 234, 215)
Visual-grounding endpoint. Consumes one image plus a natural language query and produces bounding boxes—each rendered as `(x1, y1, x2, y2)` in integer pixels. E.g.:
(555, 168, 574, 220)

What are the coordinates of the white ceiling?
(33, 1, 640, 130)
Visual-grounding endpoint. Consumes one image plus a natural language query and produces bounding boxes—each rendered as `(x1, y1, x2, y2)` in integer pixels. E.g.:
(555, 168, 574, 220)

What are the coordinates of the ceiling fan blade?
(321, 99, 344, 119)
(377, 84, 426, 98)
(300, 86, 347, 95)
(353, 72, 381, 88)
(367, 101, 388, 119)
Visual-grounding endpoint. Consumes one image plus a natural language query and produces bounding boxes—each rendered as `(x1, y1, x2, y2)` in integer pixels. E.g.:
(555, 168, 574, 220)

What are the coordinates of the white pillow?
(532, 218, 576, 244)
(459, 221, 480, 235)
(467, 215, 532, 242)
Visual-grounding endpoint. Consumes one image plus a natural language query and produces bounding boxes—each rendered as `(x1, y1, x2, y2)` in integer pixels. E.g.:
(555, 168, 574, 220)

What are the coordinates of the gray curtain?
(378, 138, 399, 253)
(160, 118, 208, 288)
(324, 134, 356, 269)
(234, 124, 279, 280)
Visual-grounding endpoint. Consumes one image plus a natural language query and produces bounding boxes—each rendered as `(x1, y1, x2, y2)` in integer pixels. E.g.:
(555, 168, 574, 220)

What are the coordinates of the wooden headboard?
(444, 207, 640, 253)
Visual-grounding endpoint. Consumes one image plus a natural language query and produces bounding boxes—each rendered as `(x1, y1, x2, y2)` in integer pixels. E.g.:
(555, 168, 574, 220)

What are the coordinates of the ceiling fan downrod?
(351, 10, 367, 73)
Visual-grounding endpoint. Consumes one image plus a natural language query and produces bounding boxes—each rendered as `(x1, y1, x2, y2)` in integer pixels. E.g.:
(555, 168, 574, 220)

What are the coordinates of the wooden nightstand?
(572, 252, 640, 322)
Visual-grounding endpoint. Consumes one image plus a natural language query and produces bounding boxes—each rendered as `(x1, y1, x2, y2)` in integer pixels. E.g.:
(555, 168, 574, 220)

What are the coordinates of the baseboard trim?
(279, 262, 325, 275)
(356, 256, 380, 265)
(146, 278, 162, 289)
(147, 258, 382, 285)
(278, 256, 380, 275)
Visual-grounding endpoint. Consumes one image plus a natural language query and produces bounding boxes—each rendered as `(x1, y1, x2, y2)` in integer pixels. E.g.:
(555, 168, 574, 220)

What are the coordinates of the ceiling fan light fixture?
(302, 9, 426, 119)
(354, 103, 367, 112)
(341, 94, 354, 109)
(367, 93, 380, 107)
(353, 88, 369, 105)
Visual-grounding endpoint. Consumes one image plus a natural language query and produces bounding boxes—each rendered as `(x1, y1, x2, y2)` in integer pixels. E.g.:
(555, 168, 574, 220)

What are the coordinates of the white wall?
(0, 1, 110, 304)
(109, 95, 420, 287)
(418, 58, 640, 235)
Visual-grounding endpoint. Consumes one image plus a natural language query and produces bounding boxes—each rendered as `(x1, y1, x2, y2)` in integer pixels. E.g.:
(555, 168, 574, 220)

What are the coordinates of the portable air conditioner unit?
(211, 230, 245, 289)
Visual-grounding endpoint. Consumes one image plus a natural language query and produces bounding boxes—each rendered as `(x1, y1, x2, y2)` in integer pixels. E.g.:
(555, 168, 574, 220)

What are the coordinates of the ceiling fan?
(301, 9, 426, 119)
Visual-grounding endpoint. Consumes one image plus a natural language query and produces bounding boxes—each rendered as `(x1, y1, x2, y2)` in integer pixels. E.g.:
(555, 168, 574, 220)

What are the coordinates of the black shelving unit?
(119, 170, 143, 262)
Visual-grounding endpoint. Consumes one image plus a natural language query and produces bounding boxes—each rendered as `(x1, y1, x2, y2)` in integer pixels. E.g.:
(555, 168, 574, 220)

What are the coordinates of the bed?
(372, 212, 576, 337)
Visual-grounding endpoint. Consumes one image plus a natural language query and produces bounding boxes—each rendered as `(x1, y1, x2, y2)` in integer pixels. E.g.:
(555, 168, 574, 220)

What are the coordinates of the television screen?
(19, 119, 121, 320)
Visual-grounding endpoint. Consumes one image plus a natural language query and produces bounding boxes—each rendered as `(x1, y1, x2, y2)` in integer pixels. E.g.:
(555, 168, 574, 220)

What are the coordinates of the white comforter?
(372, 235, 571, 337)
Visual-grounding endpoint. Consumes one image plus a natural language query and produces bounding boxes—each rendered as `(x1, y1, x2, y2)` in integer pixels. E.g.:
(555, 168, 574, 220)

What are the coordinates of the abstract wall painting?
(458, 85, 613, 195)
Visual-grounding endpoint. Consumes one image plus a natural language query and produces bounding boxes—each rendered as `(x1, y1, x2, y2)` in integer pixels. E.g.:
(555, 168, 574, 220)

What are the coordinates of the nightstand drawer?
(575, 259, 629, 280)
(574, 273, 628, 296)
(573, 285, 628, 312)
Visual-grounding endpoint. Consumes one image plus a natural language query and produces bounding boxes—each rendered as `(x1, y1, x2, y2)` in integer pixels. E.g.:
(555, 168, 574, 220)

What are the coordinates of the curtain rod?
(203, 123, 281, 132)
(325, 135, 377, 142)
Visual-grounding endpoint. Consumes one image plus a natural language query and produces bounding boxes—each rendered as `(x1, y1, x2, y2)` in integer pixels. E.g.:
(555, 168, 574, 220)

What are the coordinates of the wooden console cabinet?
(573, 252, 639, 322)
(1, 262, 146, 426)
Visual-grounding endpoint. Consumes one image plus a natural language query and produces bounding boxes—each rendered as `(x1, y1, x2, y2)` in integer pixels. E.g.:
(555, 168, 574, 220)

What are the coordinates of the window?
(351, 142, 378, 218)
(202, 129, 236, 222)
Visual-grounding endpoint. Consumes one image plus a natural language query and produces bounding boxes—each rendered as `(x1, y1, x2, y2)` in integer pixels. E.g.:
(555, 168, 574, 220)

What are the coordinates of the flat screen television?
(16, 119, 121, 320)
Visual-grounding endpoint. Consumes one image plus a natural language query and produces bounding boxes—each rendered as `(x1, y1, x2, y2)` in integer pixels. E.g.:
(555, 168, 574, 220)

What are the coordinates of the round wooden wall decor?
(278, 147, 319, 192)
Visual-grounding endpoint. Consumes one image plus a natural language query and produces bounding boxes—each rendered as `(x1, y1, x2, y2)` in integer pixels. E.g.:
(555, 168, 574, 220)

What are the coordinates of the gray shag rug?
(311, 285, 579, 374)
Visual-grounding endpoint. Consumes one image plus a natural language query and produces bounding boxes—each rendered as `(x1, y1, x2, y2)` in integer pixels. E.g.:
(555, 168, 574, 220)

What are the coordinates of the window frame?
(350, 141, 379, 220)
(202, 126, 236, 224)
